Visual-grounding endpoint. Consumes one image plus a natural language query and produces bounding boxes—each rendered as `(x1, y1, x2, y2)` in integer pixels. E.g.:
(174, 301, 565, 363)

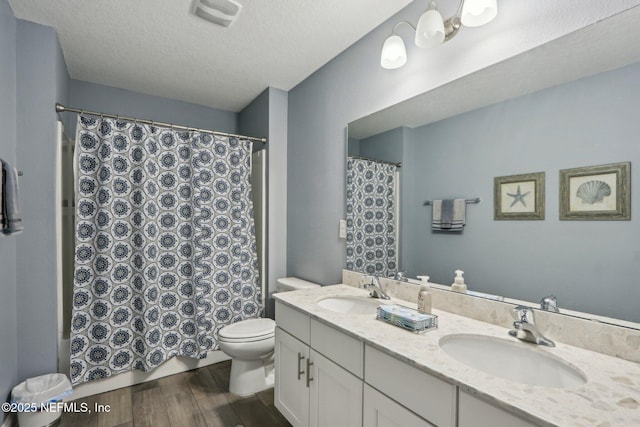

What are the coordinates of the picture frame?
(494, 172, 545, 220)
(559, 162, 630, 220)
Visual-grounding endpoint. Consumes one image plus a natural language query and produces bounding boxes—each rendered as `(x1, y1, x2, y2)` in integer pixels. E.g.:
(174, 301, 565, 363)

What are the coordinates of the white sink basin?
(439, 334, 587, 388)
(315, 296, 382, 315)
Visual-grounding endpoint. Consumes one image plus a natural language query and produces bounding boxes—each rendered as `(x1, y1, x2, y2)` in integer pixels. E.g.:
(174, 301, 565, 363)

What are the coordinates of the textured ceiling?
(7, 0, 413, 111)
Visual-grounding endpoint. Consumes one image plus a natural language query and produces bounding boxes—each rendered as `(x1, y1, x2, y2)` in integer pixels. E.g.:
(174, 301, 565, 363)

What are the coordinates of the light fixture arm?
(442, 0, 465, 42)
(391, 20, 417, 35)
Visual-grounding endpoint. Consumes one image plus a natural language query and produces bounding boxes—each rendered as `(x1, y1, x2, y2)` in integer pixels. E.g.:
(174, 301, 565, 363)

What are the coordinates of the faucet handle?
(393, 271, 407, 282)
(362, 275, 374, 287)
(512, 305, 535, 324)
(540, 295, 559, 313)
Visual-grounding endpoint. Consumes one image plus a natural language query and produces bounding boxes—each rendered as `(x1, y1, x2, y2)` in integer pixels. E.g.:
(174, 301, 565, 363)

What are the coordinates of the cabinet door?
(309, 349, 363, 427)
(363, 385, 434, 427)
(275, 327, 310, 427)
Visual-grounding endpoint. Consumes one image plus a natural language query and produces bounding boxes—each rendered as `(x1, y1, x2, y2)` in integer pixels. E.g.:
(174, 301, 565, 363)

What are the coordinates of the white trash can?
(11, 373, 72, 427)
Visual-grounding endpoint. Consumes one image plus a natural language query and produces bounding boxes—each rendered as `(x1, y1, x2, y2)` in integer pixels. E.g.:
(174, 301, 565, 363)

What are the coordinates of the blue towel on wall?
(440, 199, 454, 228)
(2, 159, 23, 235)
(432, 199, 466, 232)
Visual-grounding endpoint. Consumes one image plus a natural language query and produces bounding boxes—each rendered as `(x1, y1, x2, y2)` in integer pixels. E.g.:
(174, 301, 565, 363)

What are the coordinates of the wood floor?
(59, 361, 292, 427)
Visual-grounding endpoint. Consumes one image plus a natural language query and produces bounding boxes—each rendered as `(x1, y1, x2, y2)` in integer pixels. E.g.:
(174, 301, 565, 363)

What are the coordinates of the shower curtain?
(345, 157, 398, 278)
(70, 115, 261, 384)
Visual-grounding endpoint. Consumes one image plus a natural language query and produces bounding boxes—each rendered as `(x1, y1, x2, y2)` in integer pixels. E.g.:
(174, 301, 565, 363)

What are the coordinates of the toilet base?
(228, 356, 275, 396)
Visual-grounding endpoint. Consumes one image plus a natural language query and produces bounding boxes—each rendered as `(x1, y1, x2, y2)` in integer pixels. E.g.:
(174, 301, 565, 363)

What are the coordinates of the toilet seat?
(218, 318, 275, 343)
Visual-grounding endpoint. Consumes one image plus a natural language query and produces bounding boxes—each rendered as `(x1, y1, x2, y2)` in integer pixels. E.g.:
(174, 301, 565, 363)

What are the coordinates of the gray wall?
(239, 87, 288, 317)
(239, 88, 269, 150)
(15, 19, 69, 383)
(68, 80, 239, 137)
(0, 0, 18, 406)
(401, 62, 640, 322)
(356, 127, 404, 165)
(287, 1, 449, 285)
(347, 137, 360, 156)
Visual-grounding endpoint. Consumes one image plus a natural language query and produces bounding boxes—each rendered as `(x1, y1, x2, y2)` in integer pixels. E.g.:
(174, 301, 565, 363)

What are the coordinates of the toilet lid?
(218, 318, 275, 341)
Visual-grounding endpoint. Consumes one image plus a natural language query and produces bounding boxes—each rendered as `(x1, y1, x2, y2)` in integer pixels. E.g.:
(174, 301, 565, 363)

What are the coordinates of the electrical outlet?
(339, 219, 347, 238)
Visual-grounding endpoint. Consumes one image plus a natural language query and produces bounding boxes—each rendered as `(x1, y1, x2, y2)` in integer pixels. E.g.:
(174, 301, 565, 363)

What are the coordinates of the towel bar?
(424, 197, 480, 206)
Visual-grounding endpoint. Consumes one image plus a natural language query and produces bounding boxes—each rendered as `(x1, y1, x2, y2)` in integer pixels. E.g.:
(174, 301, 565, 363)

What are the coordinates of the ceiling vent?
(192, 0, 242, 27)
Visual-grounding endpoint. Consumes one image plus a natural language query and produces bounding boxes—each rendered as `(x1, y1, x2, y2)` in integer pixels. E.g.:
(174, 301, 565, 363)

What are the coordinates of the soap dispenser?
(451, 270, 467, 293)
(417, 276, 432, 314)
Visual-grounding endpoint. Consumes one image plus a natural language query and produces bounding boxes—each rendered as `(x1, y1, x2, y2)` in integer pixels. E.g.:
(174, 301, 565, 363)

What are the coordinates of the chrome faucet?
(393, 271, 408, 282)
(364, 276, 390, 300)
(509, 306, 555, 347)
(540, 295, 559, 313)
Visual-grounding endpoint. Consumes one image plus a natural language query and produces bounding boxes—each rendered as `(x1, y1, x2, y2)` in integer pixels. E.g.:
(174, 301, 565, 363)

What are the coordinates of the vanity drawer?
(310, 319, 363, 378)
(275, 301, 310, 344)
(365, 345, 456, 427)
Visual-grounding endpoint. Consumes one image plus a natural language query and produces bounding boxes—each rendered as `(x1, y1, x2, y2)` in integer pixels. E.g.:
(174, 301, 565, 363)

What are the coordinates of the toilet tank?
(276, 277, 321, 292)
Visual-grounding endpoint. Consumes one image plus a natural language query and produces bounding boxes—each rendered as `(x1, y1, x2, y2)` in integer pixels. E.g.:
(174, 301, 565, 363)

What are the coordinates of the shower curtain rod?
(348, 155, 402, 167)
(55, 103, 267, 144)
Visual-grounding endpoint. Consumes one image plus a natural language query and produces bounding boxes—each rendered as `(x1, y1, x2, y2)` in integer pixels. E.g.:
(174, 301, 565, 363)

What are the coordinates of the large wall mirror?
(346, 8, 640, 326)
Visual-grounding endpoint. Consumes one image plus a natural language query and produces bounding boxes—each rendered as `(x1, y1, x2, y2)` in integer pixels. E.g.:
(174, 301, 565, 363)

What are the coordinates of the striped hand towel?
(432, 199, 466, 232)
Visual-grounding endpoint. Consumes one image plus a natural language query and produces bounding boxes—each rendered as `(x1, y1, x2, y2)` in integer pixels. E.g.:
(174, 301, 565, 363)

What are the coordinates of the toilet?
(218, 277, 320, 396)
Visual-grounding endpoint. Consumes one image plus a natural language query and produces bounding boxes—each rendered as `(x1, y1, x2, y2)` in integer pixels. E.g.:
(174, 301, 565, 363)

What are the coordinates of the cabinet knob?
(297, 352, 305, 380)
(306, 358, 314, 388)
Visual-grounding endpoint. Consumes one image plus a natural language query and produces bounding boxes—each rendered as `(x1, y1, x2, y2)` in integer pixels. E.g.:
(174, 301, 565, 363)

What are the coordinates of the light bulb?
(415, 8, 445, 48)
(461, 0, 497, 27)
(380, 35, 407, 69)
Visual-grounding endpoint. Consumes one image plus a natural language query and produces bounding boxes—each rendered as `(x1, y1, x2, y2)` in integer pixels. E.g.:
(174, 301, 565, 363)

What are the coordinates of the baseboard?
(69, 351, 230, 400)
(1, 412, 17, 427)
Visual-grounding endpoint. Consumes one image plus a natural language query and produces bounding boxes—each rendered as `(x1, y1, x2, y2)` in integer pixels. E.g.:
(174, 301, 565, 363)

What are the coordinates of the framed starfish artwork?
(559, 162, 630, 220)
(494, 172, 545, 220)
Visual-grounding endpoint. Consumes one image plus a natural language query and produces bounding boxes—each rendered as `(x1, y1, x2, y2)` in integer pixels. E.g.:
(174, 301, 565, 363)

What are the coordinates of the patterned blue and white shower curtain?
(70, 115, 261, 384)
(345, 157, 397, 277)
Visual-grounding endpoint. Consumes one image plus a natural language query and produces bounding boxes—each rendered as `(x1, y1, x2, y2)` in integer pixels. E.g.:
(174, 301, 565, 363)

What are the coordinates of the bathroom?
(1, 0, 640, 426)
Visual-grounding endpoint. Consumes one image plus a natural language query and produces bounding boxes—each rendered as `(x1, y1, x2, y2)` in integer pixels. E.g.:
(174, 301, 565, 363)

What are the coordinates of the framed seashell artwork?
(494, 172, 545, 220)
(560, 162, 631, 220)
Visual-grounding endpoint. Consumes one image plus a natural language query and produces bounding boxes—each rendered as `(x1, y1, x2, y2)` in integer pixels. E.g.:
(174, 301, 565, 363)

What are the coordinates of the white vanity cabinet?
(275, 301, 363, 427)
(275, 299, 536, 427)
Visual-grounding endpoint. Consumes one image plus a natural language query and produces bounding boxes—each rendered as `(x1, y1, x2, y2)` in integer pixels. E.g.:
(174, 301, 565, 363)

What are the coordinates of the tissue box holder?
(376, 304, 438, 333)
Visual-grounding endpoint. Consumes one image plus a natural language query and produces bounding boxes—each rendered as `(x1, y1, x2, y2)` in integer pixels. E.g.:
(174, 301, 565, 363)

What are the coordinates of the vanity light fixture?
(380, 0, 498, 69)
(380, 33, 408, 69)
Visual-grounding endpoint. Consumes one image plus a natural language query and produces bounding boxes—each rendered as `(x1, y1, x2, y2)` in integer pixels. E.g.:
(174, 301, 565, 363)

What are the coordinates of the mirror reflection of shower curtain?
(345, 157, 398, 277)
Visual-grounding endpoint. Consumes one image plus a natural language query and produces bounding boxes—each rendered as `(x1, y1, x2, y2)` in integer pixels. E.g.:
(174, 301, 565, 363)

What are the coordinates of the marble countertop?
(274, 284, 640, 427)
